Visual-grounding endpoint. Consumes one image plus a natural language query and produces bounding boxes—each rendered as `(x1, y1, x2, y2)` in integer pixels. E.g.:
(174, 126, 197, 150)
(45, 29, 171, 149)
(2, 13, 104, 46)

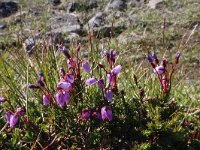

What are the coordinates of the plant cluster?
(0, 40, 199, 149)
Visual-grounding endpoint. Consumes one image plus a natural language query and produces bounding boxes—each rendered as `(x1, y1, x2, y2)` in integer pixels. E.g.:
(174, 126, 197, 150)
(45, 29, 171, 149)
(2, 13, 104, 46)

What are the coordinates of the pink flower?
(43, 95, 51, 106)
(81, 109, 90, 121)
(154, 65, 165, 75)
(57, 81, 71, 91)
(82, 61, 91, 73)
(101, 106, 112, 121)
(111, 65, 122, 75)
(105, 89, 113, 102)
(85, 78, 97, 86)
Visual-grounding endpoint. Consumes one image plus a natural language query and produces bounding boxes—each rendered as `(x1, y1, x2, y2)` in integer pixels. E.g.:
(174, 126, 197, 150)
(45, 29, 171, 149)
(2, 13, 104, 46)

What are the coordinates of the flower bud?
(85, 78, 97, 86)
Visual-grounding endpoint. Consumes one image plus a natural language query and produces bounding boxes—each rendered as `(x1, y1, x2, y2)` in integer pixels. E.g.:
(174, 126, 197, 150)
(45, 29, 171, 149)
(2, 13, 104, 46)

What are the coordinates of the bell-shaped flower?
(105, 89, 113, 102)
(57, 81, 71, 91)
(81, 108, 90, 121)
(56, 91, 70, 107)
(56, 92, 65, 107)
(98, 79, 105, 90)
(9, 114, 19, 128)
(154, 65, 165, 75)
(85, 78, 97, 86)
(111, 65, 122, 75)
(43, 94, 51, 106)
(62, 91, 70, 105)
(82, 61, 91, 74)
(101, 106, 112, 121)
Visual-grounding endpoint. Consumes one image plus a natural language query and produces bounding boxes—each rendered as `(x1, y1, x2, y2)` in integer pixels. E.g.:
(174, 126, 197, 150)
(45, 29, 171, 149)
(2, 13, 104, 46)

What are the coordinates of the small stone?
(148, 0, 165, 9)
(0, 1, 18, 18)
(48, 14, 81, 33)
(23, 38, 36, 53)
(88, 12, 104, 28)
(0, 22, 6, 30)
(105, 0, 126, 12)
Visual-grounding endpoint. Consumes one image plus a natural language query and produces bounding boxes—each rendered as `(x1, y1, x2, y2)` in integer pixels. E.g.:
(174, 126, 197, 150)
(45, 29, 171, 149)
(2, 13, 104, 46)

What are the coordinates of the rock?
(105, 0, 126, 12)
(126, 0, 145, 7)
(0, 22, 6, 30)
(88, 12, 104, 28)
(148, 0, 165, 9)
(23, 38, 36, 53)
(49, 0, 61, 5)
(0, 1, 18, 18)
(48, 13, 81, 33)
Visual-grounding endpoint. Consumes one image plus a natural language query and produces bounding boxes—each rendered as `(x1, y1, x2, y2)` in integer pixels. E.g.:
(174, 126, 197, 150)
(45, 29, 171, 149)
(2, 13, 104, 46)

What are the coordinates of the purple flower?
(98, 79, 105, 90)
(81, 109, 90, 121)
(101, 106, 112, 121)
(43, 95, 51, 106)
(111, 65, 122, 75)
(82, 61, 91, 73)
(107, 73, 115, 84)
(64, 73, 74, 84)
(5, 112, 11, 123)
(62, 91, 70, 105)
(57, 81, 71, 91)
(56, 92, 65, 107)
(56, 91, 70, 107)
(0, 96, 6, 103)
(105, 89, 113, 102)
(154, 65, 165, 75)
(9, 114, 19, 128)
(85, 78, 97, 86)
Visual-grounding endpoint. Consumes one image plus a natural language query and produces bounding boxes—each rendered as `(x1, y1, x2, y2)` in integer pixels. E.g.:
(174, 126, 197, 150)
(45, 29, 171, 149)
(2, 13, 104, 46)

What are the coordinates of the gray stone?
(105, 0, 126, 12)
(23, 38, 36, 53)
(0, 22, 6, 30)
(0, 1, 18, 18)
(88, 12, 104, 28)
(126, 0, 145, 7)
(148, 0, 165, 9)
(48, 14, 81, 33)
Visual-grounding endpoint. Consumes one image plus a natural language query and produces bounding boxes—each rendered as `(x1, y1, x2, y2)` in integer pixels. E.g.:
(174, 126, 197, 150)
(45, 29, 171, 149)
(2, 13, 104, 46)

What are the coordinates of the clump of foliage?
(0, 32, 199, 149)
